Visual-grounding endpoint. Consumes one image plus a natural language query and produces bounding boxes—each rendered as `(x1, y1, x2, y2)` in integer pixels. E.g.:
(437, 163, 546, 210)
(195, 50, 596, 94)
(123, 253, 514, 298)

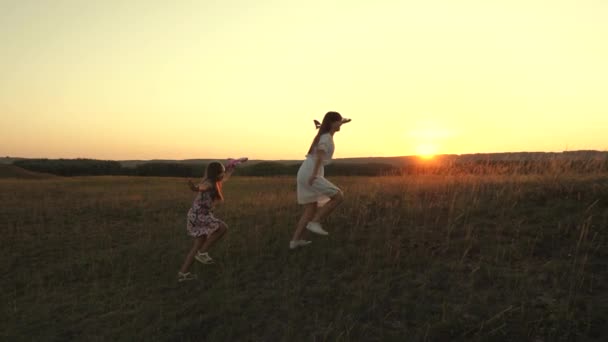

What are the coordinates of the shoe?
(195, 252, 215, 264)
(289, 240, 312, 249)
(177, 272, 197, 282)
(306, 222, 328, 235)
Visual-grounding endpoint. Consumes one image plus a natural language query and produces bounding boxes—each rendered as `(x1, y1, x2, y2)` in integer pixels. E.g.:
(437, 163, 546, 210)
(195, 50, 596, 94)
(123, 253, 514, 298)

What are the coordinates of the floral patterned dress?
(186, 189, 226, 238)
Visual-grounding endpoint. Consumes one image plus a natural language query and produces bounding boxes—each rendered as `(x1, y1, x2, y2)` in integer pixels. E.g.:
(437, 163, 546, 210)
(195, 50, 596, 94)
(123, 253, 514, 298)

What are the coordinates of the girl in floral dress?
(178, 161, 234, 282)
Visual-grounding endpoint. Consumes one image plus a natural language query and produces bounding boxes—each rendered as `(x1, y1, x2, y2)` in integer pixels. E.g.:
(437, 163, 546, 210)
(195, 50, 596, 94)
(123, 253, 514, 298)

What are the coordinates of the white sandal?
(177, 272, 197, 282)
(195, 252, 215, 264)
(289, 240, 312, 249)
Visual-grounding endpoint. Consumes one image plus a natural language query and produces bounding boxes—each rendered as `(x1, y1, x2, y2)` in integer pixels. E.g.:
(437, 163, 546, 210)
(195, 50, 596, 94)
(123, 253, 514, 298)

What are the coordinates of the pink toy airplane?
(226, 157, 248, 170)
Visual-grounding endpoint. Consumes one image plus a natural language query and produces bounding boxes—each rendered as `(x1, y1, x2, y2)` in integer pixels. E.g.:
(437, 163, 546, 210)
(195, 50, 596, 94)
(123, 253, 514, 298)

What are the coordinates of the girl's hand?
(307, 175, 317, 186)
(187, 179, 197, 191)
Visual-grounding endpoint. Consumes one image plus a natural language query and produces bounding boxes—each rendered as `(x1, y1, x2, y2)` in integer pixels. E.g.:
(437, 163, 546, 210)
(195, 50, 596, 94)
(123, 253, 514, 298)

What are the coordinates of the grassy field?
(1, 172, 607, 341)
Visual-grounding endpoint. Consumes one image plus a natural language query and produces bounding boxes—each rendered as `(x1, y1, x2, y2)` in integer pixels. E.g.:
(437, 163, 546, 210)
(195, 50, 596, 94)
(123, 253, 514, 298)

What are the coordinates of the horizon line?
(3, 149, 608, 162)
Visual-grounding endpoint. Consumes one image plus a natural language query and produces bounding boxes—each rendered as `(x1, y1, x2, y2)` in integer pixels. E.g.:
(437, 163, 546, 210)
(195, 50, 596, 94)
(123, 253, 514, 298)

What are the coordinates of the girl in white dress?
(289, 111, 350, 249)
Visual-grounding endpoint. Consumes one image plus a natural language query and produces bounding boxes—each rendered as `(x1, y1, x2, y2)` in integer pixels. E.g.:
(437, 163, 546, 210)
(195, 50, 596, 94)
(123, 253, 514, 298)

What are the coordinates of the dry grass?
(1, 171, 607, 341)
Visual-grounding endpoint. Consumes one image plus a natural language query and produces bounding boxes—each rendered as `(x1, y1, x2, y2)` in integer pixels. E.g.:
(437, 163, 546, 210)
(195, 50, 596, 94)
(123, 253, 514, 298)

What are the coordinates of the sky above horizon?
(1, 0, 607, 160)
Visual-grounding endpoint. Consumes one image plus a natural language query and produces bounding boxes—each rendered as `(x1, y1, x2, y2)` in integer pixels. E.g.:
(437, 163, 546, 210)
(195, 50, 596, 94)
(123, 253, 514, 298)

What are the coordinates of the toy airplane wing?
(314, 118, 351, 129)
(226, 157, 248, 170)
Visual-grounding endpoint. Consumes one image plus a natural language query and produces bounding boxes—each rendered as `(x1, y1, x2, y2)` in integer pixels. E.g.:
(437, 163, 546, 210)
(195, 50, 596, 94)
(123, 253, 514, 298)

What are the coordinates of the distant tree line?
(12, 159, 405, 177)
(13, 159, 125, 176)
(12, 158, 608, 177)
(13, 159, 203, 177)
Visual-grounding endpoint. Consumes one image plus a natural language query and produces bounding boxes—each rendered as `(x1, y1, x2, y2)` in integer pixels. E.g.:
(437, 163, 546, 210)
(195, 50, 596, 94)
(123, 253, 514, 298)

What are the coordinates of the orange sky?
(1, 0, 607, 160)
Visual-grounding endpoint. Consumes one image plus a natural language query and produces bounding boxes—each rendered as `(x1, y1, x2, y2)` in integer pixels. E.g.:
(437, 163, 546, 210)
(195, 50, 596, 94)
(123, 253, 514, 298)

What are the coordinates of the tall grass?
(1, 166, 607, 341)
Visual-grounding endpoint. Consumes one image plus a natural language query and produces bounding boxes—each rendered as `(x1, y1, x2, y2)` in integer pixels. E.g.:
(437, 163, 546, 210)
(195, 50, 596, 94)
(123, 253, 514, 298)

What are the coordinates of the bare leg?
(179, 237, 205, 273)
(199, 223, 228, 253)
(292, 203, 317, 241)
(311, 191, 344, 223)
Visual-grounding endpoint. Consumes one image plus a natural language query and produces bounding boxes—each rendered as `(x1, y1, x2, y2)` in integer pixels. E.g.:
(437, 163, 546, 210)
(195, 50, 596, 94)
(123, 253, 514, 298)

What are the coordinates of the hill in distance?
(0, 164, 57, 179)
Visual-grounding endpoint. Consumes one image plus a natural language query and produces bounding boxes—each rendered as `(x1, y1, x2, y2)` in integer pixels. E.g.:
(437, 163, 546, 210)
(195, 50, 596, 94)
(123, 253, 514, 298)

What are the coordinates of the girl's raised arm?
(222, 167, 235, 182)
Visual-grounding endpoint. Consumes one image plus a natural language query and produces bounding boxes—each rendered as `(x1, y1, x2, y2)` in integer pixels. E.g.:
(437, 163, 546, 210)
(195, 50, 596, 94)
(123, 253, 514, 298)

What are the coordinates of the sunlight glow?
(415, 144, 438, 159)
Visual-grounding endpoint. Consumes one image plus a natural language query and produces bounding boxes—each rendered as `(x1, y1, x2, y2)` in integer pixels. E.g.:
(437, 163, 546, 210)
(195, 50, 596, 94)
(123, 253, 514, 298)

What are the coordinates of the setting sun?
(415, 144, 438, 159)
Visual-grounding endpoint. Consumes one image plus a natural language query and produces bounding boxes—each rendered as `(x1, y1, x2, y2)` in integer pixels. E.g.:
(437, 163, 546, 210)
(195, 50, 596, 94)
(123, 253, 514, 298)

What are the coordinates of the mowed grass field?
(2, 172, 607, 341)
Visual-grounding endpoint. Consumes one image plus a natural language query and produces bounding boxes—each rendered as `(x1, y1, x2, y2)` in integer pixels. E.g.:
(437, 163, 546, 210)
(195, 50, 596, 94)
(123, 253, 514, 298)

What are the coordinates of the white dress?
(297, 133, 341, 206)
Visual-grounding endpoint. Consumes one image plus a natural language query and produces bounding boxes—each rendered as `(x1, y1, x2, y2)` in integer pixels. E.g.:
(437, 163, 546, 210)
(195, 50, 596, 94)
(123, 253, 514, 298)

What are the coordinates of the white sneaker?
(297, 240, 312, 247)
(306, 222, 328, 235)
(289, 240, 312, 249)
(195, 252, 214, 264)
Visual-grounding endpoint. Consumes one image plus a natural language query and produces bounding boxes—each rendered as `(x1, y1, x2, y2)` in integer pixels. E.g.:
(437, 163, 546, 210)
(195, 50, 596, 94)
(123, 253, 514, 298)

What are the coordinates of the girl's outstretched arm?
(187, 179, 198, 192)
(197, 181, 212, 192)
(222, 167, 235, 182)
(187, 179, 212, 192)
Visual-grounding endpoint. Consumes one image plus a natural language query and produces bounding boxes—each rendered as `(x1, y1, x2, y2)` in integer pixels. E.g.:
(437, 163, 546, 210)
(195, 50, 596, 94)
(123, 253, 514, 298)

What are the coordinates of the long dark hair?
(204, 162, 225, 200)
(307, 111, 342, 155)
